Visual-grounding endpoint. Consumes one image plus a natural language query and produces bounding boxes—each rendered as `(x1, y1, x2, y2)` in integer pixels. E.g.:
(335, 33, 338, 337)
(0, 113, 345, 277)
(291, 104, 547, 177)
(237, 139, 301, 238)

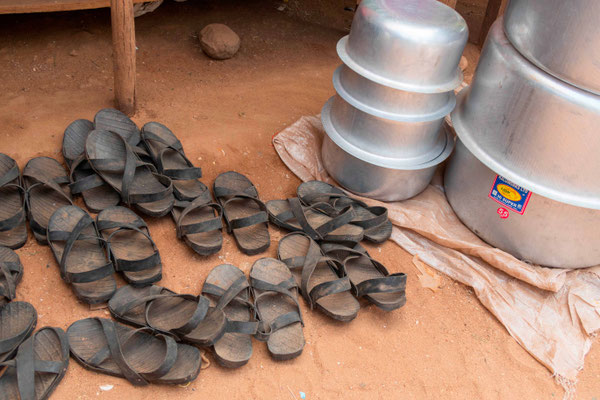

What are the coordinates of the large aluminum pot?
(322, 99, 455, 202)
(445, 139, 600, 269)
(328, 95, 447, 162)
(333, 65, 456, 117)
(452, 19, 600, 210)
(504, 0, 600, 95)
(337, 0, 467, 93)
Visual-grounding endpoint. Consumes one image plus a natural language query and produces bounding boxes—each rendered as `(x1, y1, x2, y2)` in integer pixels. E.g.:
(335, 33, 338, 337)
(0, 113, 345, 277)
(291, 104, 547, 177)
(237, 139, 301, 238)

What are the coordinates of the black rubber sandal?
(97, 206, 162, 286)
(250, 258, 305, 361)
(0, 247, 24, 307)
(0, 154, 27, 249)
(0, 327, 69, 400)
(214, 171, 270, 255)
(171, 191, 223, 256)
(202, 264, 258, 368)
(67, 317, 201, 386)
(297, 180, 392, 243)
(85, 129, 174, 217)
(47, 206, 116, 304)
(141, 122, 205, 201)
(322, 243, 407, 311)
(22, 157, 73, 245)
(267, 198, 364, 244)
(107, 284, 227, 346)
(63, 119, 121, 213)
(277, 232, 359, 322)
(0, 301, 37, 363)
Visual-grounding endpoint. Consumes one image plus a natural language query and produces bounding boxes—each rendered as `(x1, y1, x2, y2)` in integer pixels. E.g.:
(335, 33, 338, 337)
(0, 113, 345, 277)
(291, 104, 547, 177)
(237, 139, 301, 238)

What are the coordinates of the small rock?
(70, 49, 78, 57)
(99, 384, 113, 391)
(199, 24, 240, 60)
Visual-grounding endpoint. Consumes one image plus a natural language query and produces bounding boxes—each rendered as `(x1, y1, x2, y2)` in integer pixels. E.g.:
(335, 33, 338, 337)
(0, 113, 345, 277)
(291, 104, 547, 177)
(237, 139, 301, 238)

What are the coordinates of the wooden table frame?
(0, 0, 155, 115)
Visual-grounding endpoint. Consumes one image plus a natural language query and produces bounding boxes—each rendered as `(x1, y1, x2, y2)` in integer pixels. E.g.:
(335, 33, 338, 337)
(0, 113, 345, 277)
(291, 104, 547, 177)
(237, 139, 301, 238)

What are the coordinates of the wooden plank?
(110, 0, 135, 115)
(0, 0, 157, 14)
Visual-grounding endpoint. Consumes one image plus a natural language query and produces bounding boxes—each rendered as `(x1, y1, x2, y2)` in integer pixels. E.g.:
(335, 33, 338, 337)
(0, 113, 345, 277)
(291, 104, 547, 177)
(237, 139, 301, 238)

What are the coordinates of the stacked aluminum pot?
(446, 4, 600, 268)
(321, 0, 468, 201)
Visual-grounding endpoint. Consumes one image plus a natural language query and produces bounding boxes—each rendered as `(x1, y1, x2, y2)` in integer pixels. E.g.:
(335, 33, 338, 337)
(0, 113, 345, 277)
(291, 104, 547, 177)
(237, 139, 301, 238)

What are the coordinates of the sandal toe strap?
(176, 200, 223, 237)
(308, 276, 352, 306)
(225, 320, 258, 335)
(255, 311, 302, 341)
(0, 261, 21, 301)
(355, 273, 407, 298)
(351, 206, 389, 230)
(223, 195, 268, 233)
(0, 328, 68, 400)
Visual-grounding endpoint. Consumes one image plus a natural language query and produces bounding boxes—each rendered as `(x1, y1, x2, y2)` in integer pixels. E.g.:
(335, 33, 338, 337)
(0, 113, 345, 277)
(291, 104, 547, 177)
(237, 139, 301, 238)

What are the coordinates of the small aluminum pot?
(334, 65, 456, 118)
(452, 19, 600, 210)
(338, 0, 467, 93)
(328, 95, 447, 162)
(322, 101, 455, 202)
(504, 0, 600, 95)
(445, 139, 600, 269)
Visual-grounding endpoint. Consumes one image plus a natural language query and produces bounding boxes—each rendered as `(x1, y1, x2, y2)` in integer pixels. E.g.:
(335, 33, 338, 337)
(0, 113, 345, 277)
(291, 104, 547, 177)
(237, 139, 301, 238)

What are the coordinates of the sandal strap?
(351, 206, 389, 230)
(93, 318, 148, 386)
(308, 276, 352, 305)
(101, 222, 160, 273)
(255, 311, 302, 342)
(47, 213, 114, 283)
(355, 273, 407, 298)
(204, 275, 250, 311)
(68, 155, 109, 195)
(142, 130, 202, 180)
(288, 198, 355, 240)
(0, 261, 20, 301)
(88, 134, 172, 205)
(0, 328, 68, 400)
(252, 276, 303, 339)
(202, 283, 255, 310)
(222, 195, 268, 233)
(158, 148, 202, 180)
(224, 320, 258, 335)
(214, 186, 257, 199)
(280, 235, 350, 308)
(176, 198, 223, 238)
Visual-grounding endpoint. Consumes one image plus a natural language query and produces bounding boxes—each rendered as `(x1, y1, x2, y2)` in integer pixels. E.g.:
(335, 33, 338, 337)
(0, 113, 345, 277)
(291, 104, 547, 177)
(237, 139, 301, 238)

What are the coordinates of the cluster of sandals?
(0, 108, 406, 399)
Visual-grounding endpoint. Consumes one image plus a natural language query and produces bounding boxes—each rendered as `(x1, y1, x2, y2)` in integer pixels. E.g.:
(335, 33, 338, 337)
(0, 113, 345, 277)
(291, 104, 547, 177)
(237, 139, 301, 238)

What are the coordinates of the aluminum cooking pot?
(322, 99, 455, 202)
(452, 19, 600, 210)
(337, 0, 467, 93)
(333, 65, 456, 117)
(504, 0, 600, 95)
(445, 139, 600, 269)
(327, 95, 447, 162)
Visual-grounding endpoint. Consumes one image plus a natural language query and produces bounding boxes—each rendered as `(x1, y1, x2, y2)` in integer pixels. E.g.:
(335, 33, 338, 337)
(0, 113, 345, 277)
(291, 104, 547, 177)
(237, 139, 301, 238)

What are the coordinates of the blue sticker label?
(488, 175, 531, 215)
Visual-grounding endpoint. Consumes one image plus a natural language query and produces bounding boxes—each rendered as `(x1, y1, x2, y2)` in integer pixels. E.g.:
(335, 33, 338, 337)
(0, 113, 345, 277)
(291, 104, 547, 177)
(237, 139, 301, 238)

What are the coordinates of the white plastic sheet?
(273, 115, 600, 391)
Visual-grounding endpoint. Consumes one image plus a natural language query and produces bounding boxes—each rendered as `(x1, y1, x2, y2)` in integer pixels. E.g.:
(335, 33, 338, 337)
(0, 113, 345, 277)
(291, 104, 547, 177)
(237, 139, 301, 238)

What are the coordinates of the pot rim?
(322, 97, 455, 170)
(333, 65, 456, 122)
(452, 89, 600, 210)
(337, 36, 464, 94)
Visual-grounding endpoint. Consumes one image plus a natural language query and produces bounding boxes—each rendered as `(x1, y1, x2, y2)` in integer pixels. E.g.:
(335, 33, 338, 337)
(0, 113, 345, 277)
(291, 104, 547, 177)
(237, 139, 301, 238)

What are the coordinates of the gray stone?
(199, 24, 240, 60)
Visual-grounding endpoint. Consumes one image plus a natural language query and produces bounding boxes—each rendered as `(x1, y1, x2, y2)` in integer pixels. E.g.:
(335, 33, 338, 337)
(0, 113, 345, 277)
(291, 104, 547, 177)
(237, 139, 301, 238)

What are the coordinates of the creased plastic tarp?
(272, 115, 600, 390)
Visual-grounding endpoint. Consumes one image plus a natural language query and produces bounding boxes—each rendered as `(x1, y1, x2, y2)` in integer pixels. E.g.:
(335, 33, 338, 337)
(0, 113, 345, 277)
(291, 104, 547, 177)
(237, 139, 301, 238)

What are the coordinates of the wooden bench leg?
(111, 0, 136, 116)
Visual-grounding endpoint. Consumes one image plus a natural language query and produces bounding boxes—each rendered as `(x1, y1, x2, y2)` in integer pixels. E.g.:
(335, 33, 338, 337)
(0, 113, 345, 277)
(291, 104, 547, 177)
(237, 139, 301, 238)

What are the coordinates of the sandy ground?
(0, 1, 599, 398)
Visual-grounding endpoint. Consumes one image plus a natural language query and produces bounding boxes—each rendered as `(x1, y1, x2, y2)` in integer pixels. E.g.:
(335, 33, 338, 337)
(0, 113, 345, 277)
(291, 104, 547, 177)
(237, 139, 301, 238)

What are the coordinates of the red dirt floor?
(0, 0, 598, 398)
